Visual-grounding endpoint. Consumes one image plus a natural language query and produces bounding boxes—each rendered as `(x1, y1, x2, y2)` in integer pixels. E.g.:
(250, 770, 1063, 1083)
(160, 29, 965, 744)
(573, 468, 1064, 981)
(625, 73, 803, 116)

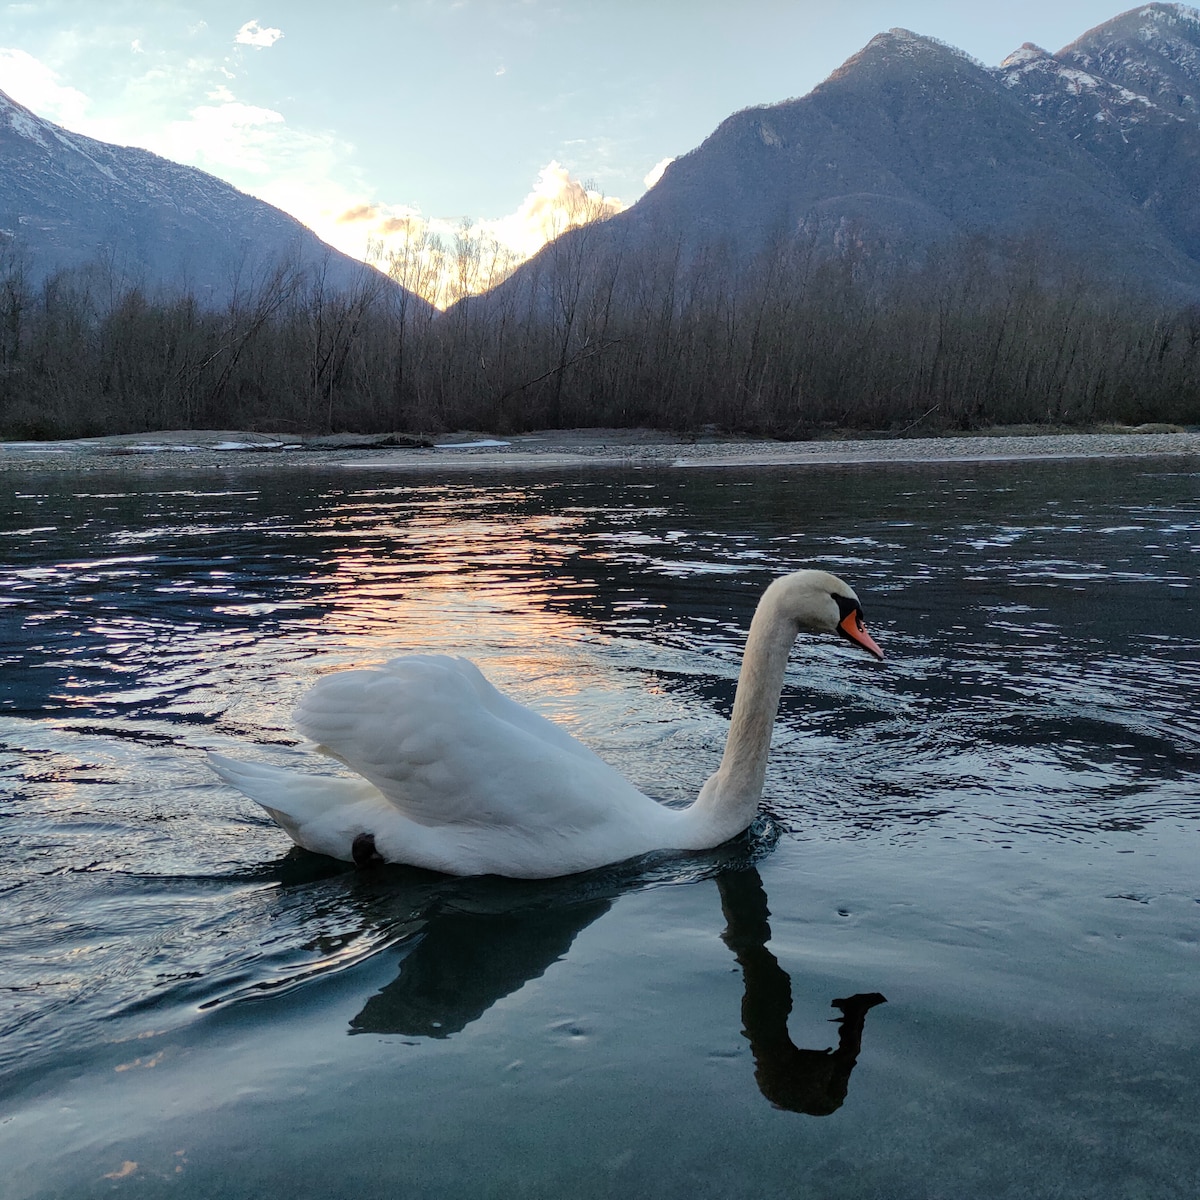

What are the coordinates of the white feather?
(209, 570, 882, 878)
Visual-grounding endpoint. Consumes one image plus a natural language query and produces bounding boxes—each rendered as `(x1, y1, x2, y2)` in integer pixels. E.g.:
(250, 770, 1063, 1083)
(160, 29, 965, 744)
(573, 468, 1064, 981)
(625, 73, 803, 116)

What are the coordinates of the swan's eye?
(832, 593, 860, 624)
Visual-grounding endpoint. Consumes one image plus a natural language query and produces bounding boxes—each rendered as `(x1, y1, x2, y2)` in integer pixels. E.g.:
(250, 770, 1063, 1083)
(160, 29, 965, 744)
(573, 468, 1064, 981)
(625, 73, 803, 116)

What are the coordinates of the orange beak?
(838, 609, 885, 661)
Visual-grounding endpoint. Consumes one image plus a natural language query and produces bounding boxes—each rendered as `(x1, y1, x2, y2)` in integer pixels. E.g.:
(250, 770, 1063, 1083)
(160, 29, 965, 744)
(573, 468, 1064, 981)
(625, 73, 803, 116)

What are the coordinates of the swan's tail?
(207, 752, 378, 843)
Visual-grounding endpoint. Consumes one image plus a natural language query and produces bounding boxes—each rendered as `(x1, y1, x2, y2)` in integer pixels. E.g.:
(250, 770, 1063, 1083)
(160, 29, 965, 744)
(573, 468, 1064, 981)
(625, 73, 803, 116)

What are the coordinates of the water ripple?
(1, 459, 1197, 1091)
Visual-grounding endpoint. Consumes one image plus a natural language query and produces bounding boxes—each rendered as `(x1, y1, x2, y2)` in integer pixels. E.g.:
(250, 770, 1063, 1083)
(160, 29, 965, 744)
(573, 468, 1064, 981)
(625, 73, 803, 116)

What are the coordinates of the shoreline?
(1, 426, 1197, 473)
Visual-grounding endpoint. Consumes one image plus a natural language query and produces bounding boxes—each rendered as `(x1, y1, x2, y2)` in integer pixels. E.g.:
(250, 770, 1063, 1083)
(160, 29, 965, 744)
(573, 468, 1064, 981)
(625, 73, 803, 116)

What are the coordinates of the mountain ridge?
(468, 3, 1200, 316)
(3, 7, 1199, 313)
(0, 85, 423, 310)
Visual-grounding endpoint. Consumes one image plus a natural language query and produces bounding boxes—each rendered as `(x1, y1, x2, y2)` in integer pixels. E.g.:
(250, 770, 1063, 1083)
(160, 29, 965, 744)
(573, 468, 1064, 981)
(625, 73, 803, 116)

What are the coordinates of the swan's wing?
(293, 655, 648, 831)
(398, 655, 615, 768)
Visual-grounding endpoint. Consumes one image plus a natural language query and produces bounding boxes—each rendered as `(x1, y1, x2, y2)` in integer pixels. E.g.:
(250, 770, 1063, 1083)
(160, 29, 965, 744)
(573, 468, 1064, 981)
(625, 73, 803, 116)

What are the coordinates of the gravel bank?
(1, 427, 1197, 473)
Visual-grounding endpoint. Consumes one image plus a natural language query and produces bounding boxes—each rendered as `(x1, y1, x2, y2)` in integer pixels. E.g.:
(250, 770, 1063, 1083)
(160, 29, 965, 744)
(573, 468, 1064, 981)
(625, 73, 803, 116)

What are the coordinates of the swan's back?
(295, 655, 655, 834)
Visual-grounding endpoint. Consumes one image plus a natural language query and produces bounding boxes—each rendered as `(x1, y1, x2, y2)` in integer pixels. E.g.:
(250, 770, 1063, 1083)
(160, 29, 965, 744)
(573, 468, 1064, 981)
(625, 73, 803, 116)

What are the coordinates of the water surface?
(1, 457, 1197, 1198)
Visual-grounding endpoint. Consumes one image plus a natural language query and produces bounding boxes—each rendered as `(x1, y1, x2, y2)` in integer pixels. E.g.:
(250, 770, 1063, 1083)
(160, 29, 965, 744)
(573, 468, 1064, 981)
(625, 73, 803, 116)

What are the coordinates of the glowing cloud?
(234, 20, 284, 49)
(0, 48, 91, 126)
(337, 204, 382, 224)
(308, 163, 626, 308)
(485, 161, 623, 259)
(644, 157, 674, 189)
(163, 99, 287, 174)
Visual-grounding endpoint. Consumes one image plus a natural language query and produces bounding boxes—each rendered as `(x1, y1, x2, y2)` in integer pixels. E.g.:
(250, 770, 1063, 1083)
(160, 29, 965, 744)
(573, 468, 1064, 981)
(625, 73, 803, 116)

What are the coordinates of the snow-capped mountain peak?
(0, 86, 420, 308)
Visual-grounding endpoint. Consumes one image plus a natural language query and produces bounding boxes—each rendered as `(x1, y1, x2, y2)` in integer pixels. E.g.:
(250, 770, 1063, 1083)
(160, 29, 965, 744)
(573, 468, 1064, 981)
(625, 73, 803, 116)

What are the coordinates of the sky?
(0, 0, 1150, 290)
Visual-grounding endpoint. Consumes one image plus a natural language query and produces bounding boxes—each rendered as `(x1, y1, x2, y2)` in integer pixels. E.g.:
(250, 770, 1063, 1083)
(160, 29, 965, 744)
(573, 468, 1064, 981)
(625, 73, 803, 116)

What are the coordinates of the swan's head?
(766, 569, 884, 660)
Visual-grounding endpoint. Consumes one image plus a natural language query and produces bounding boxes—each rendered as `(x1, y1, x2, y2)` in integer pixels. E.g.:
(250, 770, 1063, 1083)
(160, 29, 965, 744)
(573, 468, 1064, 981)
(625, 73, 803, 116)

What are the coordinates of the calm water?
(1, 457, 1197, 1199)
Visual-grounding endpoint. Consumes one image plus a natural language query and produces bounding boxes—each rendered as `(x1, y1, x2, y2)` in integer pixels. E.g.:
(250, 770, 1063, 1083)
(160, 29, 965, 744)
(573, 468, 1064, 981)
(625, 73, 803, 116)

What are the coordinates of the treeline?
(1, 231, 1197, 440)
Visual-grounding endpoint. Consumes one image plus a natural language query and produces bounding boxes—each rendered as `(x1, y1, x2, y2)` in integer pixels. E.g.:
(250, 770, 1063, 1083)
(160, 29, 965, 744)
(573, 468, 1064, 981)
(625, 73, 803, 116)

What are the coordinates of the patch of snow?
(882, 27, 924, 52)
(876, 28, 987, 71)
(1117, 86, 1157, 106)
(3, 106, 48, 147)
(1000, 44, 1050, 70)
(49, 129, 119, 183)
(435, 439, 512, 449)
(1057, 66, 1103, 93)
(1140, 3, 1200, 23)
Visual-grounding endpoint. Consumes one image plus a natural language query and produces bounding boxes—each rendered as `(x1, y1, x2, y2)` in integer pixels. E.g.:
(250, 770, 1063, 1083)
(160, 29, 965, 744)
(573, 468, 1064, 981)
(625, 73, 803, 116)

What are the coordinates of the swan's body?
(209, 569, 883, 878)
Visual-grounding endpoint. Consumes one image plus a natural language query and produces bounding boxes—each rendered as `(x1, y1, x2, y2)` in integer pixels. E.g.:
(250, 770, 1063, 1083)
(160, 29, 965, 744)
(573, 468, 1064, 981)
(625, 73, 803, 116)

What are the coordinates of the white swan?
(208, 569, 883, 879)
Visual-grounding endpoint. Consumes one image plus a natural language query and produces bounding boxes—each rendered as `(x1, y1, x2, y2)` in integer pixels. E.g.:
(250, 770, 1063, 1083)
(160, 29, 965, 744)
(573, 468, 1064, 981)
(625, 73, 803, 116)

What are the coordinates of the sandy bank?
(1, 426, 1197, 473)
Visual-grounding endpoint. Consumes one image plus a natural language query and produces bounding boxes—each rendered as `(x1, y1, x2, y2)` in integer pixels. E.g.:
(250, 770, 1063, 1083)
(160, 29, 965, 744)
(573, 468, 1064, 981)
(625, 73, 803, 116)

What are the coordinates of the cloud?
(644, 157, 674, 189)
(0, 47, 91, 126)
(162, 99, 287, 174)
(484, 161, 624, 259)
(378, 214, 422, 235)
(337, 204, 382, 224)
(234, 20, 283, 49)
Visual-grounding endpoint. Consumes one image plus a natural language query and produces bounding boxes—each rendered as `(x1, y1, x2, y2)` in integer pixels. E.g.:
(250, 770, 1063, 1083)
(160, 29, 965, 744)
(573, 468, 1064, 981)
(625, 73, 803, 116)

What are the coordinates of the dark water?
(1, 457, 1197, 1199)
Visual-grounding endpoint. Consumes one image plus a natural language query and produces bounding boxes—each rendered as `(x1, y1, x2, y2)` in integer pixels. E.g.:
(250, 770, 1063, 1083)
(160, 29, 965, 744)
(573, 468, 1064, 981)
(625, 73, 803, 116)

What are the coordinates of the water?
(1, 457, 1197, 1199)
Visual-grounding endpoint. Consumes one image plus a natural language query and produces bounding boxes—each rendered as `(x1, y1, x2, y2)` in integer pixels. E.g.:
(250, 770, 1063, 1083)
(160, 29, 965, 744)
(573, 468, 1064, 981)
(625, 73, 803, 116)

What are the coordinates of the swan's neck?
(693, 592, 798, 840)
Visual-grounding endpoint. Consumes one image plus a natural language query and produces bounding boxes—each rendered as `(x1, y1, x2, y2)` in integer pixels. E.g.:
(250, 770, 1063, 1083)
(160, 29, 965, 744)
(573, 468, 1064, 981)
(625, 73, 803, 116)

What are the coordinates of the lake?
(1, 455, 1197, 1199)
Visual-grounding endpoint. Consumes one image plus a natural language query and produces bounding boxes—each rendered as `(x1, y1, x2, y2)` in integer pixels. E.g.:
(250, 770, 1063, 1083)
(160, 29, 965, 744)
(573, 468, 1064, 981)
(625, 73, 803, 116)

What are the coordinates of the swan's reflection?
(350, 896, 612, 1037)
(338, 854, 718, 1039)
(336, 858, 884, 1114)
(718, 869, 886, 1115)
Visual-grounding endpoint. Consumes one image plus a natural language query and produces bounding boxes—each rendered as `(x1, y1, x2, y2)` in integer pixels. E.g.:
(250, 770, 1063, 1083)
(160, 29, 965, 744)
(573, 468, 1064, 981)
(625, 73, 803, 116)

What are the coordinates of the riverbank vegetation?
(1, 233, 1197, 440)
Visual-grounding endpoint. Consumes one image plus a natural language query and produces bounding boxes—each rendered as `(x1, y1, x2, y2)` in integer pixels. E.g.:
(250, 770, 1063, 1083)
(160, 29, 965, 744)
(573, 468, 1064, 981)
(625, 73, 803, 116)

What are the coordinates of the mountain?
(999, 3, 1200, 269)
(0, 87, 421, 309)
(473, 4, 1200, 313)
